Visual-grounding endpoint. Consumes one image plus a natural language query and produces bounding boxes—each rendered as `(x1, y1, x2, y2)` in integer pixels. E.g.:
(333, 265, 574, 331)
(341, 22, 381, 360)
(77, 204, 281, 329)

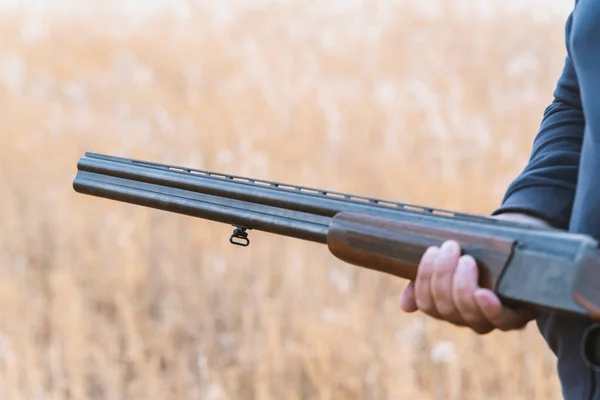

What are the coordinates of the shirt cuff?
(491, 185, 574, 230)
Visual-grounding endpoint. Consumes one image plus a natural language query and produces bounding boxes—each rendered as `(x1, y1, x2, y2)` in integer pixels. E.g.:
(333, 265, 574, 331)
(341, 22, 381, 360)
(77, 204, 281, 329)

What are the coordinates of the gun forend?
(327, 212, 515, 289)
(326, 211, 600, 320)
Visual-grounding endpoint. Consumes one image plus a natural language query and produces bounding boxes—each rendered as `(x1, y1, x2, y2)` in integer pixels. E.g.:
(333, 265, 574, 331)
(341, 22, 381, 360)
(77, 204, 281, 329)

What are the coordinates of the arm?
(401, 11, 585, 333)
(492, 33, 584, 229)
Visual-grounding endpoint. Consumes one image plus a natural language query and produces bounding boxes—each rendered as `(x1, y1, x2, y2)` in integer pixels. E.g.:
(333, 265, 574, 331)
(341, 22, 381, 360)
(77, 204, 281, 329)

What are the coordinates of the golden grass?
(0, 1, 572, 398)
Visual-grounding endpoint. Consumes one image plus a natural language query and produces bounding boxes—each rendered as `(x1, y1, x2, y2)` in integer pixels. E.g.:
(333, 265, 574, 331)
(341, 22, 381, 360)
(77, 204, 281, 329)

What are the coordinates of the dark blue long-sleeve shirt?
(493, 13, 584, 230)
(493, 1, 600, 398)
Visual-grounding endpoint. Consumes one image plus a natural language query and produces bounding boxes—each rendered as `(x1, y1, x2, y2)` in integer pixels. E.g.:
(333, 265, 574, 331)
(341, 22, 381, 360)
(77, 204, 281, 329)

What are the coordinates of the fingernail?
(423, 246, 439, 261)
(458, 255, 475, 269)
(441, 240, 459, 256)
(456, 257, 468, 274)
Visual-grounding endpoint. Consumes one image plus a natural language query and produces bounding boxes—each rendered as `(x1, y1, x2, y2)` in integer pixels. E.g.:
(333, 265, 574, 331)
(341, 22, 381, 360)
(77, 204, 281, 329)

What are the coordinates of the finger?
(452, 255, 495, 334)
(474, 289, 535, 331)
(399, 281, 418, 313)
(415, 246, 442, 318)
(431, 240, 462, 322)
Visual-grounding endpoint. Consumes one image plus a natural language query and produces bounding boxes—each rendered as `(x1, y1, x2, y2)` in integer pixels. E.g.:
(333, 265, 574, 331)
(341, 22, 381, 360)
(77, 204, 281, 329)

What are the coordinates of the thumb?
(399, 281, 418, 312)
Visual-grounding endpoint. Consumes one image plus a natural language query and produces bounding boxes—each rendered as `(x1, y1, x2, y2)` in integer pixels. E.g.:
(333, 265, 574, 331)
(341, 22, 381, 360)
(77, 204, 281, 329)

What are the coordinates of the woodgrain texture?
(327, 212, 515, 289)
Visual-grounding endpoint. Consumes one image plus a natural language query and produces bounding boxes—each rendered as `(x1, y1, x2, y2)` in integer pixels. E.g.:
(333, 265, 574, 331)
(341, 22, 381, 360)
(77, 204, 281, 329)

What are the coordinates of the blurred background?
(0, 0, 575, 399)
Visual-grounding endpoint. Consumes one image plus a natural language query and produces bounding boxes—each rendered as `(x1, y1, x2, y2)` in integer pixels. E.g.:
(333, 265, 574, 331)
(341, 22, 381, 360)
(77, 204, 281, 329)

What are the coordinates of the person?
(399, 1, 600, 399)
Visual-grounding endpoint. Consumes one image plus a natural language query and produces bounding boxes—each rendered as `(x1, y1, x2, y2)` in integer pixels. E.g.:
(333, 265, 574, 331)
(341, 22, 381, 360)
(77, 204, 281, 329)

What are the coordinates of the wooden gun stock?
(327, 212, 515, 290)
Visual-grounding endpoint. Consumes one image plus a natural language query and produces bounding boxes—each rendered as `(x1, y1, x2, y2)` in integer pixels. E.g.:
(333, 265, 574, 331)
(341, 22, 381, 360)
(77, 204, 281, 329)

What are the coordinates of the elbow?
(545, 95, 582, 117)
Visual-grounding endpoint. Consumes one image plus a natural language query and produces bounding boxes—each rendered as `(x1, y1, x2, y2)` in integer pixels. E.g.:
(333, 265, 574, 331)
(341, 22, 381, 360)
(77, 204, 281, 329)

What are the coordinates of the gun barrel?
(75, 153, 548, 237)
(75, 153, 425, 218)
(73, 170, 330, 244)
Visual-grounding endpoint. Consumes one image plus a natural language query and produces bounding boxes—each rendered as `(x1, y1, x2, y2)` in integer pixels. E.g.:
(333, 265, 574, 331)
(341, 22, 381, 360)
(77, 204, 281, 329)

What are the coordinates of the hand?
(399, 212, 551, 334)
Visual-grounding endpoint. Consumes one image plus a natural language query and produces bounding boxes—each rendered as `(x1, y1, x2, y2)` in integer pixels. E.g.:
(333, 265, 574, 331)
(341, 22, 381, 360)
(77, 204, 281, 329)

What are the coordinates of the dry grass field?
(0, 1, 576, 399)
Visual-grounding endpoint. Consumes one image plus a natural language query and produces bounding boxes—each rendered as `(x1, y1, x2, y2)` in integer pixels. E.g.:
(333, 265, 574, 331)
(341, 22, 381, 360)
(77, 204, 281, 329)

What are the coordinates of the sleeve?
(491, 13, 584, 230)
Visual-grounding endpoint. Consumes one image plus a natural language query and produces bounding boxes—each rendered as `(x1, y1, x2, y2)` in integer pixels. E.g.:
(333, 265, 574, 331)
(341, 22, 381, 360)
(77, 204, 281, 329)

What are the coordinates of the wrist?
(491, 211, 553, 228)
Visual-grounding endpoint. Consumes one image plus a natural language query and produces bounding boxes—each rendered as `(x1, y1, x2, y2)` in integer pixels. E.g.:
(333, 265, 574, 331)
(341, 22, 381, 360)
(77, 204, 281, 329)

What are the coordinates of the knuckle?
(415, 296, 434, 313)
(454, 297, 490, 330)
(416, 268, 431, 283)
(431, 275, 452, 297)
(462, 311, 487, 328)
(437, 304, 459, 320)
(431, 287, 455, 315)
(431, 292, 460, 320)
(453, 283, 471, 299)
(434, 255, 459, 274)
(433, 262, 455, 278)
(431, 261, 457, 286)
(452, 285, 475, 308)
(452, 280, 475, 305)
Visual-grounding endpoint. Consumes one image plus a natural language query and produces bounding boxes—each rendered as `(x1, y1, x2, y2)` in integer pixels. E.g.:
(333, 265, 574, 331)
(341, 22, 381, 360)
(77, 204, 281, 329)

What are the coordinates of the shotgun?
(72, 152, 600, 321)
